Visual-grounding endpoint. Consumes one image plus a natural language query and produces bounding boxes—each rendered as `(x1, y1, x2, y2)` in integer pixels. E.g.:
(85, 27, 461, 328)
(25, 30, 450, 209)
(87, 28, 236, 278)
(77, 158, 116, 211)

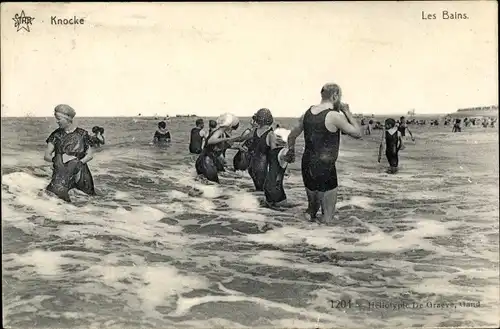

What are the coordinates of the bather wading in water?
(195, 113, 244, 183)
(44, 104, 97, 202)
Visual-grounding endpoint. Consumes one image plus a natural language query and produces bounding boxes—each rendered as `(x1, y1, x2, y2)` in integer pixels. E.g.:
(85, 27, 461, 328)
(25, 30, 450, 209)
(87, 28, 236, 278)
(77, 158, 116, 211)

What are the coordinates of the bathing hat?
(231, 116, 240, 129)
(54, 104, 76, 120)
(274, 128, 291, 143)
(217, 113, 238, 127)
(254, 108, 273, 126)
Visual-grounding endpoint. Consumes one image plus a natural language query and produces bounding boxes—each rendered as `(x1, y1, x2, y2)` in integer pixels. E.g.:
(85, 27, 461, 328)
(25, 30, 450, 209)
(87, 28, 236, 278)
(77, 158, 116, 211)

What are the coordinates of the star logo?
(12, 10, 35, 32)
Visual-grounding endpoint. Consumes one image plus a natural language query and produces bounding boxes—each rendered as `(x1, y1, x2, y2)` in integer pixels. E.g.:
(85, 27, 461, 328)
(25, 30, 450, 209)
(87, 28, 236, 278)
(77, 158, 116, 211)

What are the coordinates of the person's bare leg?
(320, 188, 338, 225)
(305, 188, 320, 221)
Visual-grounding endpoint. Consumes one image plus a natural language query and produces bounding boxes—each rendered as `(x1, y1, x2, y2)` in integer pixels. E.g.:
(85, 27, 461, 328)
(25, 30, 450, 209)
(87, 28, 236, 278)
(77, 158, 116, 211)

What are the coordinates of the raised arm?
(332, 104, 362, 139)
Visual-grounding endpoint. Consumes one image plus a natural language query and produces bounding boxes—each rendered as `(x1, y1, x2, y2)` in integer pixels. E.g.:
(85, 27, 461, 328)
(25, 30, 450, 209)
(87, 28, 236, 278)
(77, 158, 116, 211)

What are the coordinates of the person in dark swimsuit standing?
(378, 118, 404, 174)
(189, 119, 207, 154)
(245, 108, 274, 191)
(285, 83, 362, 224)
(263, 128, 292, 207)
(233, 116, 258, 171)
(44, 104, 97, 202)
(195, 114, 243, 183)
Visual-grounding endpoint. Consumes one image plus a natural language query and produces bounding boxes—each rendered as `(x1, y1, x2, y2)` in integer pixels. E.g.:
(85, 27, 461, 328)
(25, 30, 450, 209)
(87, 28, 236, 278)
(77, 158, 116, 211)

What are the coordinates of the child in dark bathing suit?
(378, 118, 404, 174)
(153, 121, 171, 144)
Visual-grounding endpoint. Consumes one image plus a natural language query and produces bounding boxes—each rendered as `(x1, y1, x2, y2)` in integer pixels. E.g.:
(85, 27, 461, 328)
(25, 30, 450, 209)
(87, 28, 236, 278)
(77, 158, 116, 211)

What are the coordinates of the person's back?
(303, 106, 341, 164)
(189, 119, 205, 154)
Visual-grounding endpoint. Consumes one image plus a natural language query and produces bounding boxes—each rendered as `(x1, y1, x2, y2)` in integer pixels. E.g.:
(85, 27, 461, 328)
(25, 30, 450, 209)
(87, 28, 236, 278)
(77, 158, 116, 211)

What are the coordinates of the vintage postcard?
(1, 1, 498, 328)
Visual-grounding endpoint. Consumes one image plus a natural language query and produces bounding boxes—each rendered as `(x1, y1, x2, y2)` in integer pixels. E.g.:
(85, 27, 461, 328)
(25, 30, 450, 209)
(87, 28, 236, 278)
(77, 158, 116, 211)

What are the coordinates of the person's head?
(385, 118, 396, 129)
(250, 114, 258, 128)
(320, 83, 342, 108)
(195, 118, 204, 128)
(253, 108, 274, 127)
(99, 127, 105, 135)
(54, 104, 76, 129)
(92, 126, 100, 135)
(158, 121, 167, 130)
(209, 120, 217, 130)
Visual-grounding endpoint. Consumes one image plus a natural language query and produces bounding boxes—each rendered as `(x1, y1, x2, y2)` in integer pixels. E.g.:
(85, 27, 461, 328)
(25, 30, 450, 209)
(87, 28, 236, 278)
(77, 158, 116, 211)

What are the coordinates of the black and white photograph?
(1, 2, 498, 328)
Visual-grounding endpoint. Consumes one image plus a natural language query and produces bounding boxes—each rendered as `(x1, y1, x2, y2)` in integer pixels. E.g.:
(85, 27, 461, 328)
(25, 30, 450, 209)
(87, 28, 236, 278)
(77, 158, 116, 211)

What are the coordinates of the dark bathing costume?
(264, 147, 287, 203)
(233, 129, 256, 171)
(189, 127, 203, 154)
(154, 130, 171, 143)
(195, 129, 227, 183)
(398, 122, 406, 137)
(45, 127, 96, 202)
(301, 107, 340, 192)
(248, 127, 273, 191)
(385, 129, 401, 168)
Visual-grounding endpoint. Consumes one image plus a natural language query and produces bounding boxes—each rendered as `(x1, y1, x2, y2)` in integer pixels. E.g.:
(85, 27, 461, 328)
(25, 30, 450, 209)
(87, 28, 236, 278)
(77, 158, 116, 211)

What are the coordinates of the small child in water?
(91, 126, 105, 147)
(378, 118, 404, 174)
(153, 121, 171, 144)
(263, 128, 292, 207)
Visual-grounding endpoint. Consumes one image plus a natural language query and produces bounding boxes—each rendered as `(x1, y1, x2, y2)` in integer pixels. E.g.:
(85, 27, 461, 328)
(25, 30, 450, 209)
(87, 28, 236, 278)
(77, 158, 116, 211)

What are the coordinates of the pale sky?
(1, 2, 498, 117)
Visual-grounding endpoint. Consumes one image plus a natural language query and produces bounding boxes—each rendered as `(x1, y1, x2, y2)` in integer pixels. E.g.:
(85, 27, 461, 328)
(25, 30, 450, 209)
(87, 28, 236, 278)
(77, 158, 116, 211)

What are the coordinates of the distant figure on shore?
(91, 126, 105, 147)
(285, 83, 362, 224)
(153, 121, 171, 145)
(398, 116, 415, 141)
(189, 119, 207, 154)
(452, 119, 462, 132)
(378, 118, 404, 174)
(44, 104, 96, 202)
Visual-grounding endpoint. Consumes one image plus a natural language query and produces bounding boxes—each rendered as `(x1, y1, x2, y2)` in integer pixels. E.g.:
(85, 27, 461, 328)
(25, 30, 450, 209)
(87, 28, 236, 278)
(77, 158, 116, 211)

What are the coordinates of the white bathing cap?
(217, 113, 238, 127)
(274, 128, 291, 142)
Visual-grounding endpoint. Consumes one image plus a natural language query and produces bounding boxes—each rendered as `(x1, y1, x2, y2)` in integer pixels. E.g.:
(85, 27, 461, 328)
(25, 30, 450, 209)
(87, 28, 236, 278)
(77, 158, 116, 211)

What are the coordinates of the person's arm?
(44, 143, 55, 162)
(166, 131, 171, 141)
(406, 127, 414, 140)
(97, 133, 105, 144)
(398, 131, 405, 150)
(284, 114, 305, 162)
(329, 107, 362, 139)
(206, 129, 240, 145)
(267, 131, 278, 150)
(377, 130, 385, 163)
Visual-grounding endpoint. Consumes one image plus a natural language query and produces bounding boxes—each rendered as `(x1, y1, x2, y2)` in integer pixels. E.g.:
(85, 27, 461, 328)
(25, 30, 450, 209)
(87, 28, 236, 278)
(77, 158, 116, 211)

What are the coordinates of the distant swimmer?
(378, 118, 404, 174)
(452, 119, 462, 132)
(153, 121, 171, 145)
(263, 128, 293, 207)
(189, 118, 207, 154)
(44, 104, 96, 202)
(233, 115, 258, 171)
(195, 114, 244, 183)
(398, 116, 415, 141)
(90, 126, 105, 147)
(285, 83, 362, 224)
(246, 108, 274, 191)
